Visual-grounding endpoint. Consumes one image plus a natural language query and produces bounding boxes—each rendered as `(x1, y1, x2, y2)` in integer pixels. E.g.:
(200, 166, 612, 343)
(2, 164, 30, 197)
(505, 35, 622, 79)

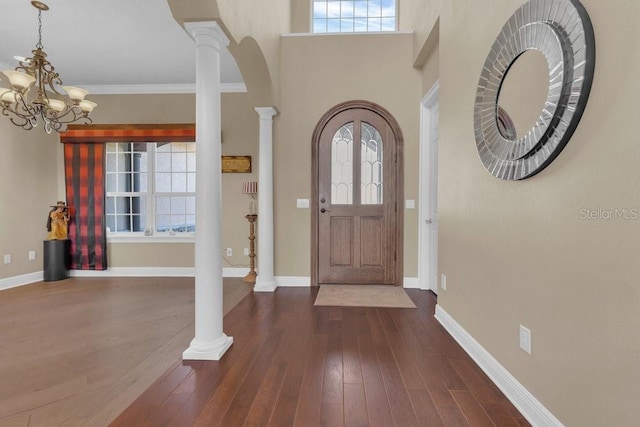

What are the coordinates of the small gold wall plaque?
(222, 156, 251, 173)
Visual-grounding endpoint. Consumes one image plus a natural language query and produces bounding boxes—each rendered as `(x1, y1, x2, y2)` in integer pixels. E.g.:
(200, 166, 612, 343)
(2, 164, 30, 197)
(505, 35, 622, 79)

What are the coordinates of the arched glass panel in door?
(361, 122, 383, 205)
(331, 122, 354, 204)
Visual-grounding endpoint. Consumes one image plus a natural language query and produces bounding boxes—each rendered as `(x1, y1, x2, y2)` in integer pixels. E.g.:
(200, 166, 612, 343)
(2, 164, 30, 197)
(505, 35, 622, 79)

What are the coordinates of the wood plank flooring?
(0, 277, 252, 427)
(112, 288, 530, 426)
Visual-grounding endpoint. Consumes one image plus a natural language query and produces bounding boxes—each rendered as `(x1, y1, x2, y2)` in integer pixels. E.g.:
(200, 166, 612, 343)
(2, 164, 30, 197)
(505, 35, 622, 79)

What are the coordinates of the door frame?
(311, 100, 404, 287)
(418, 81, 439, 292)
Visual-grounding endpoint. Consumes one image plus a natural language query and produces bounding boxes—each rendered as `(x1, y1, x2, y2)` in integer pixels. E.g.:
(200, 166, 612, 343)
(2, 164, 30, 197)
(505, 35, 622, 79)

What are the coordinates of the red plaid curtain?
(64, 144, 107, 270)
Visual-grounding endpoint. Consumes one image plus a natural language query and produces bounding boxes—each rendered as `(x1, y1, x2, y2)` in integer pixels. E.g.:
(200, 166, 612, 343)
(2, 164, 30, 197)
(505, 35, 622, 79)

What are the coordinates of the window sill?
(107, 234, 195, 244)
(282, 31, 412, 38)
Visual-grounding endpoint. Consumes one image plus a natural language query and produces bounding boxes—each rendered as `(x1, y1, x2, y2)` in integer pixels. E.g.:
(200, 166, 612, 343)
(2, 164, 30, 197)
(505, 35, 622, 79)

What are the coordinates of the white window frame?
(106, 142, 196, 243)
(310, 0, 399, 34)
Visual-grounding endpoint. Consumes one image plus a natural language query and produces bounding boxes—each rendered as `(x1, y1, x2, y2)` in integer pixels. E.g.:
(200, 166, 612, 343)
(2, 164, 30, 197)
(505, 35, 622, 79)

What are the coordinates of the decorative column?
(182, 21, 233, 360)
(254, 107, 278, 292)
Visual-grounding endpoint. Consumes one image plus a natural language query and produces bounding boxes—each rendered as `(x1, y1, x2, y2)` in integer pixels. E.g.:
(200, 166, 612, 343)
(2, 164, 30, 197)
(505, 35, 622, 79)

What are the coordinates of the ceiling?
(0, 0, 244, 94)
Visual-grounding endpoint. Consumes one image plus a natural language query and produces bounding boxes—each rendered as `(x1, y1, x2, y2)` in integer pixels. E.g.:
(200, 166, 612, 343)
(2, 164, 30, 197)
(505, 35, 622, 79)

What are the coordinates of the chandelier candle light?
(0, 1, 96, 133)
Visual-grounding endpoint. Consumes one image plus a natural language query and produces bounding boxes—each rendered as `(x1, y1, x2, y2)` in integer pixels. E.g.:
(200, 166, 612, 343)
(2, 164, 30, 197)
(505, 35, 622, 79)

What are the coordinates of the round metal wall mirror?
(474, 0, 595, 180)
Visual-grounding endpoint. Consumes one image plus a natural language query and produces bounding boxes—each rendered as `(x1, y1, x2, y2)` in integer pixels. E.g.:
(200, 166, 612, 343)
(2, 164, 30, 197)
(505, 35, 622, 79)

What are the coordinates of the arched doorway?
(311, 100, 404, 286)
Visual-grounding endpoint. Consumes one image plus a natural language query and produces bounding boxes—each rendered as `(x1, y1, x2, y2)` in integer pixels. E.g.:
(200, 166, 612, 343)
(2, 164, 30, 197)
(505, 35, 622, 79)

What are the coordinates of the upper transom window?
(312, 0, 397, 33)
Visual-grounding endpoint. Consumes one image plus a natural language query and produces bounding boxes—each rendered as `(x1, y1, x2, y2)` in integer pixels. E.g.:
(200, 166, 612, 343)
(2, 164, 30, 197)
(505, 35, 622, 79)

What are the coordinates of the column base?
(243, 270, 257, 283)
(254, 277, 277, 292)
(183, 334, 233, 361)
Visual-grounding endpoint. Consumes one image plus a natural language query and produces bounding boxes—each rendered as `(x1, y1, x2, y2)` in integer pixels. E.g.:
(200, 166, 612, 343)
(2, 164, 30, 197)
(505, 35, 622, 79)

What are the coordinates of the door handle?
(426, 219, 433, 224)
(321, 208, 331, 213)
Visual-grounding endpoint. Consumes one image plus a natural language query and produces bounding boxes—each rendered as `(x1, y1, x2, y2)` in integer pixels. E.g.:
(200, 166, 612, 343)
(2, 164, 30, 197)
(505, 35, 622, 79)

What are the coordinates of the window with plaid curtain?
(60, 124, 196, 270)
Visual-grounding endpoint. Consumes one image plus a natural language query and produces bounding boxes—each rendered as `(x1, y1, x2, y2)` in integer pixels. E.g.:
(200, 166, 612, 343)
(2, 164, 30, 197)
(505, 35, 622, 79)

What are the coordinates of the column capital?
(255, 107, 279, 119)
(185, 21, 230, 47)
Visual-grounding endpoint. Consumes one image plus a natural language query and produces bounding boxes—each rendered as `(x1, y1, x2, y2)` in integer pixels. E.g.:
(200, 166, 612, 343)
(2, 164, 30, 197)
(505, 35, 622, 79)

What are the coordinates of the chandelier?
(0, 1, 96, 133)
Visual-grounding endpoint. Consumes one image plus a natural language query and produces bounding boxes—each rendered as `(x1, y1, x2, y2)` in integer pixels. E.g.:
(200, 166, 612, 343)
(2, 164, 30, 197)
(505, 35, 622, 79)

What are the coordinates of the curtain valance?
(60, 124, 196, 144)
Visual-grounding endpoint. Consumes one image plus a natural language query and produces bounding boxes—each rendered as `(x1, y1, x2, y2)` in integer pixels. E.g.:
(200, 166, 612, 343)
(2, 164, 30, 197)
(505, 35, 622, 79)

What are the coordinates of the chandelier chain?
(36, 9, 43, 49)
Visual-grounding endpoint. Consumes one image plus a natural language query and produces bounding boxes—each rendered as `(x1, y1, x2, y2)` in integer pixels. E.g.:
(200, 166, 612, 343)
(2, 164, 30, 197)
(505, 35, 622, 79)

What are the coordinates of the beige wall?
(276, 33, 421, 277)
(85, 92, 258, 269)
(436, 0, 640, 425)
(89, 93, 195, 125)
(220, 93, 259, 268)
(108, 243, 194, 268)
(0, 121, 58, 280)
(421, 42, 439, 95)
(399, 0, 441, 63)
(290, 0, 310, 33)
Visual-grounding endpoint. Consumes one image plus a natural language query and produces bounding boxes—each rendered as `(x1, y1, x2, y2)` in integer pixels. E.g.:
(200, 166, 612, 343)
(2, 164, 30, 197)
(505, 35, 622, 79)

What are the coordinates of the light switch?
(405, 199, 415, 209)
(297, 199, 309, 208)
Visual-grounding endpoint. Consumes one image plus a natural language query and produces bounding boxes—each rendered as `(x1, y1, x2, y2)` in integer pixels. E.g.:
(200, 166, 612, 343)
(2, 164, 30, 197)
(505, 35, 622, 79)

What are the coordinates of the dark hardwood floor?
(111, 288, 529, 426)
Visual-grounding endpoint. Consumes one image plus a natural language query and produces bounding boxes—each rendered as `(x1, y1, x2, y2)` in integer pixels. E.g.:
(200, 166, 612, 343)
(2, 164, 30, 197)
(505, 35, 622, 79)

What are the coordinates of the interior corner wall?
(217, 0, 290, 106)
(276, 33, 421, 279)
(399, 0, 441, 62)
(83, 92, 258, 270)
(421, 43, 439, 95)
(290, 0, 310, 33)
(0, 120, 58, 280)
(437, 0, 640, 425)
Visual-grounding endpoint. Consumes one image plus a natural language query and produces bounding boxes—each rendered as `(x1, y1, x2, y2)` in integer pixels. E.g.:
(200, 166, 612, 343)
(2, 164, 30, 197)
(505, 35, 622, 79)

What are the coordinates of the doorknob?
(321, 208, 330, 213)
(425, 219, 433, 224)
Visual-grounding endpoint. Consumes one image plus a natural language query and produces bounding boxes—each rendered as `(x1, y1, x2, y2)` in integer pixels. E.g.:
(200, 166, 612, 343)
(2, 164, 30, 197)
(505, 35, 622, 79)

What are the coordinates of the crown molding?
(81, 82, 246, 95)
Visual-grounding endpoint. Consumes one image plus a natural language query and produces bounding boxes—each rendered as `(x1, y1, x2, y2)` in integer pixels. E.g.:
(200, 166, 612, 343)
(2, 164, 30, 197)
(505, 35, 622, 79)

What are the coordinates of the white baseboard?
(275, 276, 310, 287)
(2, 271, 420, 291)
(2, 271, 314, 289)
(434, 305, 563, 427)
(70, 267, 195, 277)
(403, 277, 420, 288)
(0, 271, 43, 291)
(70, 267, 252, 278)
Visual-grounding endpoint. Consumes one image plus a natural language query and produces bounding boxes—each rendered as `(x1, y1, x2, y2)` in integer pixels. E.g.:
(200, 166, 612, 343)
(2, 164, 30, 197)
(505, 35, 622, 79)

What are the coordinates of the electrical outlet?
(244, 248, 250, 256)
(519, 325, 532, 355)
(441, 274, 447, 290)
(28, 250, 36, 261)
(3, 254, 11, 264)
(225, 248, 232, 257)
(296, 198, 309, 208)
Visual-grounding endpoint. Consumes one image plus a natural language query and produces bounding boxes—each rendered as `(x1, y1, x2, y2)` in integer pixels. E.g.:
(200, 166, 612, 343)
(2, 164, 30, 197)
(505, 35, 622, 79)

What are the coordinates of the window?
(312, 0, 397, 33)
(105, 142, 196, 236)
